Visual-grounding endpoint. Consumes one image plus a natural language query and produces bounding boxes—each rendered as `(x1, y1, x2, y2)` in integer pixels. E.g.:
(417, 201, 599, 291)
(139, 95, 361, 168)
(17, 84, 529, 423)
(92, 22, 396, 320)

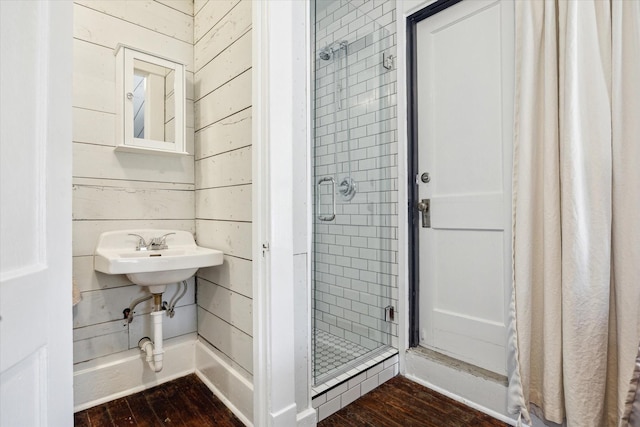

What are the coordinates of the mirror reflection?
(132, 59, 175, 144)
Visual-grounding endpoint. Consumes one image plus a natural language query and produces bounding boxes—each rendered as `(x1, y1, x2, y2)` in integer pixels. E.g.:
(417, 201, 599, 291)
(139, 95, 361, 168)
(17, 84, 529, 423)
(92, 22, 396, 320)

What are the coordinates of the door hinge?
(383, 52, 394, 70)
(384, 305, 395, 322)
(262, 242, 270, 257)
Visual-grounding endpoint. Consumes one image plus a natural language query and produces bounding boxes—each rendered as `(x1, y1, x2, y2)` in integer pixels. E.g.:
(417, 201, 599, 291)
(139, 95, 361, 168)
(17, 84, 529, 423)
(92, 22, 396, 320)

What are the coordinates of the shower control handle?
(417, 199, 430, 228)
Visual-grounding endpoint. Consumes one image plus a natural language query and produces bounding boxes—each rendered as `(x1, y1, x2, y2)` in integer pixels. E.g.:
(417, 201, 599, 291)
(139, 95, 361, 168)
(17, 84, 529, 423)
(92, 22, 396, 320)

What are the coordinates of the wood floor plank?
(86, 404, 113, 427)
(317, 412, 361, 427)
(381, 377, 479, 422)
(73, 410, 91, 427)
(183, 375, 245, 427)
(143, 384, 189, 426)
(331, 399, 406, 427)
(73, 375, 243, 427)
(125, 390, 163, 427)
(375, 382, 479, 425)
(364, 386, 454, 426)
(106, 397, 137, 426)
(159, 376, 218, 427)
(319, 376, 508, 427)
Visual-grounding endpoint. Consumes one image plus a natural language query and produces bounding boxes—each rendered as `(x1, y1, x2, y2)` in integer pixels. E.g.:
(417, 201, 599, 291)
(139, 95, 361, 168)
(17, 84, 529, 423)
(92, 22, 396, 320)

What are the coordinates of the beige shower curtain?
(507, 1, 640, 426)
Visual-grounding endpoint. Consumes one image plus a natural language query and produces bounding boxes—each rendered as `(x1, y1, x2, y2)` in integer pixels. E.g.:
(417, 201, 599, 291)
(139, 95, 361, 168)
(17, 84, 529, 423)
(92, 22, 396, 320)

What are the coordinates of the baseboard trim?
(404, 349, 517, 426)
(296, 407, 317, 426)
(73, 336, 196, 412)
(195, 340, 253, 426)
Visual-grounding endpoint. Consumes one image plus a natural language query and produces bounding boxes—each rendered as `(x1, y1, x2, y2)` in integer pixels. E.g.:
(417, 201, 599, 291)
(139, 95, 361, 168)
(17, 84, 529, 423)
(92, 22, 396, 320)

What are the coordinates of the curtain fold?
(508, 1, 640, 426)
(611, 1, 640, 425)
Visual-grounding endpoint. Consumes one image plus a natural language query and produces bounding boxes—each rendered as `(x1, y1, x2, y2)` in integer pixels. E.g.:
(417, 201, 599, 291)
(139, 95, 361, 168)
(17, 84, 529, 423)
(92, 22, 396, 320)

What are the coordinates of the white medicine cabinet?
(115, 45, 187, 155)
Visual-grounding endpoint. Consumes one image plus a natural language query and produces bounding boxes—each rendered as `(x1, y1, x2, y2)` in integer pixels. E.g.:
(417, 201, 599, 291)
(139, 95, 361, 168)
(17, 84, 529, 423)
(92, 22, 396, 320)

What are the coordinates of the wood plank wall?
(193, 0, 254, 379)
(72, 0, 197, 365)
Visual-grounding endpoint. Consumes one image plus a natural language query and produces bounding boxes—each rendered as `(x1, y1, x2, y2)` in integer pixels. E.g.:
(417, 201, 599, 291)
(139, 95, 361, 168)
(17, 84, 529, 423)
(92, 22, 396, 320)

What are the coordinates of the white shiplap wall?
(193, 0, 254, 381)
(72, 0, 196, 365)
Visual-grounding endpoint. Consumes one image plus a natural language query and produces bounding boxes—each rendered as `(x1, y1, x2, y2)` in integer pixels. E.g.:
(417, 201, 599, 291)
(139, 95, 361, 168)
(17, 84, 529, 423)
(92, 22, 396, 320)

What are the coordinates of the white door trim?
(252, 1, 313, 425)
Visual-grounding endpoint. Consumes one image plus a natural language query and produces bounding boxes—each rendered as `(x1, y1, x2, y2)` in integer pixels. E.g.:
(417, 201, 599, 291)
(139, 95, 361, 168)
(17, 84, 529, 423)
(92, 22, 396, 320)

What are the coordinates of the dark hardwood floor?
(318, 376, 508, 427)
(74, 374, 244, 427)
(75, 374, 508, 427)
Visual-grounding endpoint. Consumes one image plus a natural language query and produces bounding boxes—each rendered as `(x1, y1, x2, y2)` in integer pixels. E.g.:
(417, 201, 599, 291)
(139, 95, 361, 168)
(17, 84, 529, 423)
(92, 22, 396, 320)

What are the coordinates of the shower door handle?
(317, 177, 336, 221)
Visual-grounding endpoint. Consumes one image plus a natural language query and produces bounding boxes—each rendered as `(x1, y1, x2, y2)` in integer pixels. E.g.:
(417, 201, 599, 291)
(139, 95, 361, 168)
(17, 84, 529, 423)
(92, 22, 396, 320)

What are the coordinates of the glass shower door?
(312, 0, 397, 386)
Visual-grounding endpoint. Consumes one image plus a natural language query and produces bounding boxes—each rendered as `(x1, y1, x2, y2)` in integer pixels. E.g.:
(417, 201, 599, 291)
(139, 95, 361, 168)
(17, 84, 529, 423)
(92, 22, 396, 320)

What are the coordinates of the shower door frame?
(311, 0, 397, 387)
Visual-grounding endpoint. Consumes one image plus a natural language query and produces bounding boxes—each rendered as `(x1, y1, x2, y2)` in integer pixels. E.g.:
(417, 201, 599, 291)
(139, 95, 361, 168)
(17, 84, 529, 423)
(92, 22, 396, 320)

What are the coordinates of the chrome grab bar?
(316, 176, 336, 221)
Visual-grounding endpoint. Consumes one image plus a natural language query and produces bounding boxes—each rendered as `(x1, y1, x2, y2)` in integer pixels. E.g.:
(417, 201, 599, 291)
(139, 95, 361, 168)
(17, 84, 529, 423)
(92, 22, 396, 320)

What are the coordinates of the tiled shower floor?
(311, 327, 397, 397)
(312, 329, 371, 379)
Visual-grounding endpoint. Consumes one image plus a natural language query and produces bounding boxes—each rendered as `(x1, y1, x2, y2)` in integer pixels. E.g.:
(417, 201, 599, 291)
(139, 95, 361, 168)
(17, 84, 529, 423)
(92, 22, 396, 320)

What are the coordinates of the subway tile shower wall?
(313, 0, 398, 351)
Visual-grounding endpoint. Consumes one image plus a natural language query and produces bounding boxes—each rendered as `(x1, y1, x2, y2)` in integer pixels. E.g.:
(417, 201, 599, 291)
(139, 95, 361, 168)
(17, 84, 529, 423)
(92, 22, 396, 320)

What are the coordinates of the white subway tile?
(348, 371, 367, 388)
(318, 396, 342, 421)
(367, 363, 383, 378)
(379, 365, 396, 385)
(360, 375, 379, 395)
(326, 382, 349, 401)
(312, 394, 326, 409)
(341, 383, 362, 407)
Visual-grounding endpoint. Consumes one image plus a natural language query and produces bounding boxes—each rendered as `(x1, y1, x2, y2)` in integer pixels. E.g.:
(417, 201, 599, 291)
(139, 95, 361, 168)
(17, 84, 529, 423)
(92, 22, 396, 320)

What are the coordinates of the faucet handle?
(158, 232, 176, 243)
(128, 233, 148, 251)
(149, 232, 175, 250)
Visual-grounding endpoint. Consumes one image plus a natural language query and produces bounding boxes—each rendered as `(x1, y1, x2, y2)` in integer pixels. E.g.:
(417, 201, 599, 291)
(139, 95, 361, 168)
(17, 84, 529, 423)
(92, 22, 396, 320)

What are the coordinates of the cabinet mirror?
(115, 45, 186, 155)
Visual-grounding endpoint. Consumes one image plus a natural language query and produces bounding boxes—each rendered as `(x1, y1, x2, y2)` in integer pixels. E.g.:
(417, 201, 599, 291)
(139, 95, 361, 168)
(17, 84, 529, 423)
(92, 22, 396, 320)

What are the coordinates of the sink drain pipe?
(138, 294, 164, 372)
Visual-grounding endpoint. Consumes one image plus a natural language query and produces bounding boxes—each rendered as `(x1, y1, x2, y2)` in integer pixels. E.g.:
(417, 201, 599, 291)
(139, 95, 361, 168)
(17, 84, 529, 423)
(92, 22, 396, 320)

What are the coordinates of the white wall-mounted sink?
(94, 229, 223, 294)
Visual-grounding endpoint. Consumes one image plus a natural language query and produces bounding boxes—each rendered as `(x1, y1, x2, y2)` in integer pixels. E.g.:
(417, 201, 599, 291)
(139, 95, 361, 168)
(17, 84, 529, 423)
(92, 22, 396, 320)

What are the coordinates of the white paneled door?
(0, 1, 73, 425)
(415, 0, 514, 375)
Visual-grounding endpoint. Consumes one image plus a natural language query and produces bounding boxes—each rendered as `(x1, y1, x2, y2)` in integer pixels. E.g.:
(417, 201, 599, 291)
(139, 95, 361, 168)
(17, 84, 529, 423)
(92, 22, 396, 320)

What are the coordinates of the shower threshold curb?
(312, 350, 399, 422)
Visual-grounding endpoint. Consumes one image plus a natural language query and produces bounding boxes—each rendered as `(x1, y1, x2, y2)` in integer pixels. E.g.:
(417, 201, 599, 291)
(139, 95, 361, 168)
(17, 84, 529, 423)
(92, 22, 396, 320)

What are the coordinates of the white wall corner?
(252, 0, 269, 424)
(195, 341, 254, 426)
(252, 1, 309, 426)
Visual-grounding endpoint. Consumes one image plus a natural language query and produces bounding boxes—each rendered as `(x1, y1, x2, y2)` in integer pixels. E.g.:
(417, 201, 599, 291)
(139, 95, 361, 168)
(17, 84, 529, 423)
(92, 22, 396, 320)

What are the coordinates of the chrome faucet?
(128, 232, 175, 251)
(148, 232, 175, 250)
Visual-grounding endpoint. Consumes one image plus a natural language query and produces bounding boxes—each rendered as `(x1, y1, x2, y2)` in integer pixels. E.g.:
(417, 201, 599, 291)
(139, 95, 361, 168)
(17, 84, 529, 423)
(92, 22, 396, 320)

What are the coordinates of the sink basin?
(94, 230, 223, 293)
